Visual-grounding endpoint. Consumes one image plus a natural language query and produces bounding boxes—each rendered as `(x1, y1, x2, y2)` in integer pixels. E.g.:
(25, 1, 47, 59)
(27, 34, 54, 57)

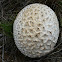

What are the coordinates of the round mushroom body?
(13, 3, 59, 58)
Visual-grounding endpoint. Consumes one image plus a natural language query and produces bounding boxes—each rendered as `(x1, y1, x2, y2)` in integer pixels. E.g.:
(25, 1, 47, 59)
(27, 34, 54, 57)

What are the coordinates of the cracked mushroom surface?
(13, 3, 59, 58)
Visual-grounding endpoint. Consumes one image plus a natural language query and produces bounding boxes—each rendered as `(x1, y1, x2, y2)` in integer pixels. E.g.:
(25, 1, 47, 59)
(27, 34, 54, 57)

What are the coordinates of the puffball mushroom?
(13, 3, 59, 58)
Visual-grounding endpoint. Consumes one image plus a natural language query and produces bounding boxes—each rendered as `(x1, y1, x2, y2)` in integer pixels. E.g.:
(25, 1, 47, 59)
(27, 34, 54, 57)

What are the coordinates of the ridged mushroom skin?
(13, 3, 59, 58)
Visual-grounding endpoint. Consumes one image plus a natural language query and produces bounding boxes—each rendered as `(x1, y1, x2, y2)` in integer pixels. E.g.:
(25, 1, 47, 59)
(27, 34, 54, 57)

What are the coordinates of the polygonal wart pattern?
(13, 3, 59, 58)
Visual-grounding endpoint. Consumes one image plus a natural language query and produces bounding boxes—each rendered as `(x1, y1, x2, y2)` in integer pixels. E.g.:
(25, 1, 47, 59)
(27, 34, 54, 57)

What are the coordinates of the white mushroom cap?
(13, 3, 59, 58)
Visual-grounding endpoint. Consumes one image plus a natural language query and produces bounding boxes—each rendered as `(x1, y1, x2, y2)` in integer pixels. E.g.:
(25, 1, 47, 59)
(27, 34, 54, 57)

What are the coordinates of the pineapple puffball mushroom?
(13, 3, 59, 58)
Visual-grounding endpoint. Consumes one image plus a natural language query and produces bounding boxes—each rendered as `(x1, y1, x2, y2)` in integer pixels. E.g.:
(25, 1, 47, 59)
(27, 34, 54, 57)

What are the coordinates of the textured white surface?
(13, 3, 59, 58)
